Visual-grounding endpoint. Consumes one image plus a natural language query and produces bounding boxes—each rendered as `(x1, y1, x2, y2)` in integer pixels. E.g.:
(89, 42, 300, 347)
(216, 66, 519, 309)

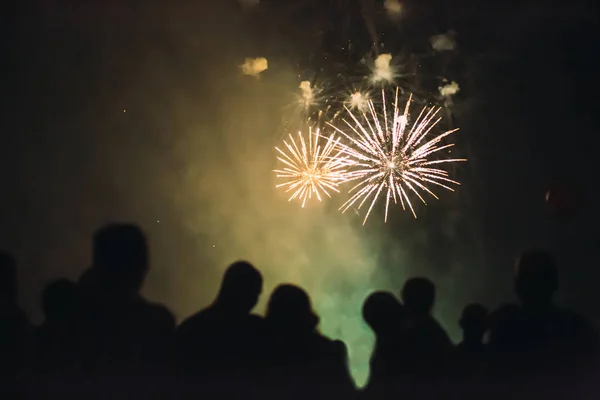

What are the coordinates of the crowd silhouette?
(1, 223, 598, 399)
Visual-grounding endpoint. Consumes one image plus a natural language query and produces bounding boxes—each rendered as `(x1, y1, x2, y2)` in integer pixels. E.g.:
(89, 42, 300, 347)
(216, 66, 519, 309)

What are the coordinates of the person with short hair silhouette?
(489, 249, 598, 378)
(397, 277, 453, 379)
(78, 224, 175, 373)
(175, 260, 266, 384)
(263, 284, 354, 399)
(34, 279, 81, 373)
(362, 291, 404, 390)
(456, 303, 489, 376)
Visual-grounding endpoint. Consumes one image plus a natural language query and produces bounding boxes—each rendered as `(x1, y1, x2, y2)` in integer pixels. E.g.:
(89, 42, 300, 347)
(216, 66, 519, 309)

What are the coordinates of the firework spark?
(346, 91, 370, 112)
(328, 88, 466, 224)
(274, 127, 349, 208)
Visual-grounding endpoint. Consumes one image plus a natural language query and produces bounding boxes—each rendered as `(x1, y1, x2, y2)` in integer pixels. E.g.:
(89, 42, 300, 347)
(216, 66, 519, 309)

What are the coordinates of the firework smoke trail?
(274, 127, 350, 208)
(329, 88, 466, 224)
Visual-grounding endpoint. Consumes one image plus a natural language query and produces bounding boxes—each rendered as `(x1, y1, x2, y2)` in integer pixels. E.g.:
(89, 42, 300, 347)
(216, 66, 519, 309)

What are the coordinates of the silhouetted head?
(514, 249, 558, 309)
(459, 303, 489, 340)
(216, 261, 262, 314)
(362, 291, 403, 335)
(401, 277, 435, 315)
(266, 284, 319, 334)
(92, 223, 149, 295)
(42, 279, 79, 321)
(0, 251, 17, 304)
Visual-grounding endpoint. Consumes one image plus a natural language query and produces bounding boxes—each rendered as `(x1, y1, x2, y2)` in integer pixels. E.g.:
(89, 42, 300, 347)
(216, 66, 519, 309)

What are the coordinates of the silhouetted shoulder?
(177, 308, 213, 331)
(554, 308, 598, 349)
(245, 312, 265, 329)
(148, 301, 176, 330)
(4, 305, 28, 324)
(310, 334, 346, 359)
(331, 339, 348, 359)
(488, 303, 524, 352)
(247, 313, 265, 325)
(490, 303, 521, 325)
(431, 318, 452, 341)
(130, 296, 176, 331)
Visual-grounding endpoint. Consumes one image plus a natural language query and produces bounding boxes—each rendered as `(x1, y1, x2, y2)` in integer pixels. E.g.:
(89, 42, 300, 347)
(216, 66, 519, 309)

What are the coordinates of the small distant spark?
(274, 127, 349, 208)
(328, 88, 466, 224)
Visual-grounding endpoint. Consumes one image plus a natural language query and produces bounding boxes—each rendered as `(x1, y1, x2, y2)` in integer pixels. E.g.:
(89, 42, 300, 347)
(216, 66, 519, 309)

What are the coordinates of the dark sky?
(8, 0, 600, 334)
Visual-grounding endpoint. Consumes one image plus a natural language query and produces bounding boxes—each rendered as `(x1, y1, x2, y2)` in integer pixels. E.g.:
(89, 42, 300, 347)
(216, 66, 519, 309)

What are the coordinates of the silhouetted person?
(0, 252, 30, 377)
(362, 291, 404, 389)
(34, 279, 80, 373)
(78, 224, 175, 373)
(456, 303, 489, 375)
(489, 250, 597, 377)
(397, 277, 453, 379)
(175, 261, 266, 381)
(263, 284, 354, 399)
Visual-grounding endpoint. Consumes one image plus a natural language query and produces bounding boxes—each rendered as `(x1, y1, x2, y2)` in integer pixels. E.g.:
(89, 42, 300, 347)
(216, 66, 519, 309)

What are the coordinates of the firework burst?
(328, 88, 466, 224)
(274, 127, 349, 208)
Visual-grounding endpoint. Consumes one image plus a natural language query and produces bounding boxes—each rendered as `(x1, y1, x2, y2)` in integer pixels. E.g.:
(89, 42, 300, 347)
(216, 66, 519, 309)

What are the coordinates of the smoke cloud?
(240, 57, 268, 77)
(238, 0, 260, 7)
(430, 32, 457, 52)
(371, 53, 394, 83)
(439, 81, 460, 97)
(299, 80, 314, 108)
(384, 0, 404, 20)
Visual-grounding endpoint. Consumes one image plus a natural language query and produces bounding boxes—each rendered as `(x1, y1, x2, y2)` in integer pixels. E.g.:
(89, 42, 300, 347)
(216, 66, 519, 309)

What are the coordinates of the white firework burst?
(328, 88, 466, 224)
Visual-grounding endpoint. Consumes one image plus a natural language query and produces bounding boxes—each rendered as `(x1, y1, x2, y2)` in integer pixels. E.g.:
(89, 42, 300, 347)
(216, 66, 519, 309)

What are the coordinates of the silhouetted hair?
(401, 277, 436, 314)
(91, 224, 149, 294)
(93, 224, 149, 271)
(217, 261, 263, 312)
(0, 251, 17, 302)
(362, 291, 402, 334)
(267, 284, 319, 331)
(42, 279, 79, 320)
(515, 249, 558, 304)
(459, 303, 489, 331)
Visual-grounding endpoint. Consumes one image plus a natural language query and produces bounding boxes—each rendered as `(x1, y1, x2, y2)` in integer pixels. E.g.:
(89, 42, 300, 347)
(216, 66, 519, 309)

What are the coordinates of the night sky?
(8, 0, 600, 385)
